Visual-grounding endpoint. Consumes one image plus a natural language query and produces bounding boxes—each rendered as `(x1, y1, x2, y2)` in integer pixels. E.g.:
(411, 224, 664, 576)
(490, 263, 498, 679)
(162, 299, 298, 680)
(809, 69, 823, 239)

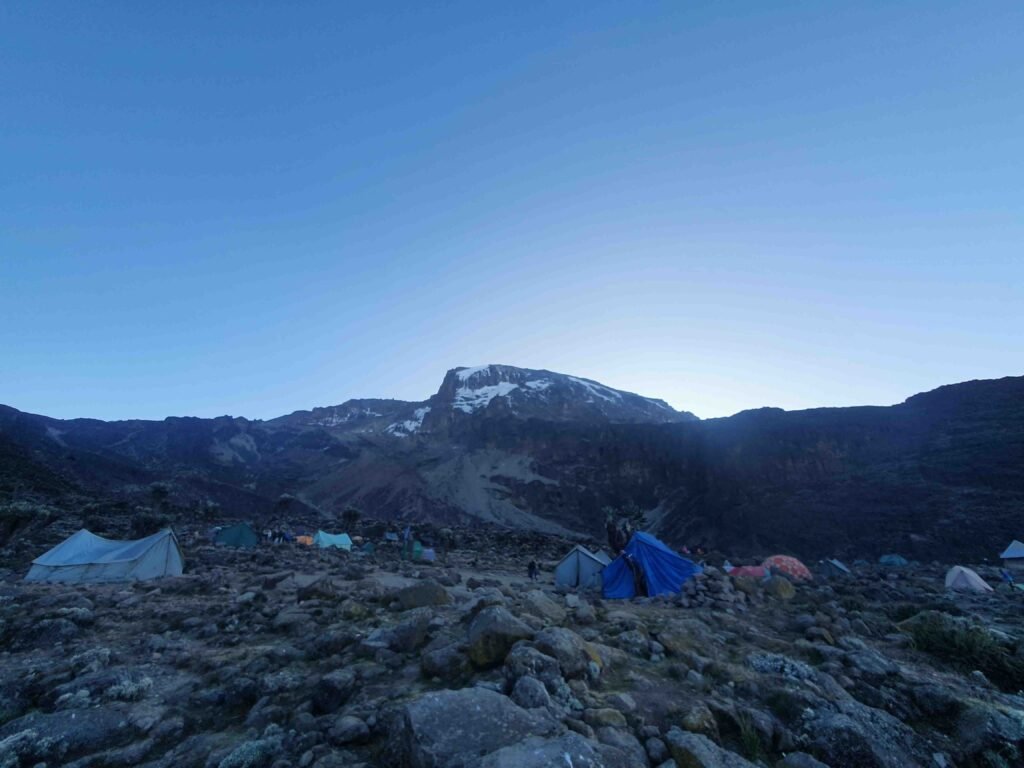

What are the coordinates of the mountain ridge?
(1, 368, 1022, 559)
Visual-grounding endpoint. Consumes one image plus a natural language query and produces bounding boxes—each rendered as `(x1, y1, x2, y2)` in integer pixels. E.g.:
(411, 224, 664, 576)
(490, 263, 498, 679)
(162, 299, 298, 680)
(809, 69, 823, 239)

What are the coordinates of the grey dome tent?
(214, 523, 259, 549)
(25, 529, 184, 584)
(554, 545, 608, 589)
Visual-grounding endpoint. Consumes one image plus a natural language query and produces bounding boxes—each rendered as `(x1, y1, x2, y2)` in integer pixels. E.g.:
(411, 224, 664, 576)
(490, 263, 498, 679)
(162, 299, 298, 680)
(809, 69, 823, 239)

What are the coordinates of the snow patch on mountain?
(524, 379, 552, 392)
(567, 376, 622, 404)
(454, 382, 518, 413)
(315, 408, 382, 427)
(455, 365, 494, 382)
(386, 406, 431, 436)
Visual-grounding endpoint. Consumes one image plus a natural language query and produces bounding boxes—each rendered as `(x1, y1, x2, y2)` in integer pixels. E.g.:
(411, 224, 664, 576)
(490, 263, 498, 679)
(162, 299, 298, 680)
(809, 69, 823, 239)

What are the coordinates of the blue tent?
(602, 532, 702, 599)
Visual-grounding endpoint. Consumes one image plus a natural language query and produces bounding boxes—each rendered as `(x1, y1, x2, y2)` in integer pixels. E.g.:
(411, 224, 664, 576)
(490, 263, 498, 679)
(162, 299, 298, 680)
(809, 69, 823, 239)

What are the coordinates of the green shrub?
(902, 610, 1024, 692)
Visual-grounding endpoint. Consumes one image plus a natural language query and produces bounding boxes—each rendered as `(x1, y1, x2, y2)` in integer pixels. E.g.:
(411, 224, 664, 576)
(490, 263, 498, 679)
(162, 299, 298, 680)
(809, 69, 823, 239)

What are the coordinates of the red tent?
(762, 555, 813, 582)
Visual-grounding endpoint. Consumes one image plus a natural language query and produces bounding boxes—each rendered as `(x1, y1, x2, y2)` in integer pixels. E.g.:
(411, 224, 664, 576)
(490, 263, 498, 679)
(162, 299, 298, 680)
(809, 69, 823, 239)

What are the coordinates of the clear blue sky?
(2, 2, 1022, 421)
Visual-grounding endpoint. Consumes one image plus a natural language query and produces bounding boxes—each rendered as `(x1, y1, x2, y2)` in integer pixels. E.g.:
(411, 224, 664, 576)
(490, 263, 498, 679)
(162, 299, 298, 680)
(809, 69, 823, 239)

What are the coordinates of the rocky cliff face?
(1, 370, 1022, 560)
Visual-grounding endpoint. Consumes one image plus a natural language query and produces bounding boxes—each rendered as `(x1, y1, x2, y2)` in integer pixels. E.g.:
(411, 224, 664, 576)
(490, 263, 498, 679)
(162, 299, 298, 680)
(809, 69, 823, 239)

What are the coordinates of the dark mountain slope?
(1, 372, 1021, 560)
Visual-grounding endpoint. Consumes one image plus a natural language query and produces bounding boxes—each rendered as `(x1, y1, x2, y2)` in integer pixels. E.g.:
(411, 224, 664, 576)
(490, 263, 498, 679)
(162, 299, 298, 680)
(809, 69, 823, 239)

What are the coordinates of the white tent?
(25, 529, 184, 584)
(554, 545, 607, 589)
(944, 565, 993, 594)
(313, 531, 352, 550)
(1000, 540, 1024, 570)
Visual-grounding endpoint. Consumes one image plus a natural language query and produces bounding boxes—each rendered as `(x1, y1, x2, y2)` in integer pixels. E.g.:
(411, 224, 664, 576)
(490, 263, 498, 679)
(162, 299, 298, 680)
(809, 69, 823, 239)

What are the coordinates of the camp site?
(5, 500, 1024, 768)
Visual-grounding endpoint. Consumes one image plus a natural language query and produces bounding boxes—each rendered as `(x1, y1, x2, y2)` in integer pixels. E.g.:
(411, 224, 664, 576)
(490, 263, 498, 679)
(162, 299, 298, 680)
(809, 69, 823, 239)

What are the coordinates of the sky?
(2, 2, 1022, 421)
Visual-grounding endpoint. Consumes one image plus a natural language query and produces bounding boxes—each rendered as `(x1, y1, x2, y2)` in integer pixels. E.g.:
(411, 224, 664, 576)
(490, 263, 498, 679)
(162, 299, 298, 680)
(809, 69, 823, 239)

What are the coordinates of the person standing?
(528, 559, 539, 581)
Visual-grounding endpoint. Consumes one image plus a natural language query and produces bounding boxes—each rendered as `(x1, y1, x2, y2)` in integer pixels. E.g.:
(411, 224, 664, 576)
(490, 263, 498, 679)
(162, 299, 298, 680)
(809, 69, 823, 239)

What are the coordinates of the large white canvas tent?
(554, 545, 608, 589)
(313, 531, 352, 551)
(944, 565, 993, 593)
(25, 529, 184, 584)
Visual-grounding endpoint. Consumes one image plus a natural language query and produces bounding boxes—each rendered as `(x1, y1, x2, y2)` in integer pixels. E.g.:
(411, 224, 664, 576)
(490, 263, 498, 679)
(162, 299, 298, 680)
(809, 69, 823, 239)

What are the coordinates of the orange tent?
(296, 535, 313, 546)
(762, 555, 812, 582)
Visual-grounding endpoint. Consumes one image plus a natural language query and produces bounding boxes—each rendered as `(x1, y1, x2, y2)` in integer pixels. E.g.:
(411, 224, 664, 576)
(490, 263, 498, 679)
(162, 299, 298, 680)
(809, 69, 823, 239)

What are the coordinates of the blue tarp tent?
(602, 532, 702, 599)
(313, 531, 352, 550)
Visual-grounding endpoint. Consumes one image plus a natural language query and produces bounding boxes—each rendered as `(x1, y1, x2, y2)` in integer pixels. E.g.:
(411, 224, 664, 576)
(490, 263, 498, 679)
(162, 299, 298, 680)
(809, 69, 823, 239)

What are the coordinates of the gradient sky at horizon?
(2, 2, 1022, 421)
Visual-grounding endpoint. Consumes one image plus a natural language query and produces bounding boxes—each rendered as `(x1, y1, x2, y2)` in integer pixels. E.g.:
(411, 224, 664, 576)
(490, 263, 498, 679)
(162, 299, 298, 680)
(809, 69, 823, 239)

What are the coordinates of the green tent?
(313, 531, 352, 550)
(214, 523, 259, 549)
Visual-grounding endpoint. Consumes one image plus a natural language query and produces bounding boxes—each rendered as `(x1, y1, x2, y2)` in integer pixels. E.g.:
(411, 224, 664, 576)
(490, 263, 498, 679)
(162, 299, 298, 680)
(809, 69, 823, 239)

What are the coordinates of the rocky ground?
(1, 523, 1023, 768)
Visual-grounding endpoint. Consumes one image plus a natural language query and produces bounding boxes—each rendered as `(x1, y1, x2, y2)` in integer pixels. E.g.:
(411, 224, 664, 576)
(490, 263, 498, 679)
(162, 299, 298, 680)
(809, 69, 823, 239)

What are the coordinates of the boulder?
(804, 700, 930, 768)
(297, 577, 337, 603)
(397, 581, 452, 611)
(504, 644, 563, 689)
(584, 708, 628, 728)
(0, 707, 136, 763)
(511, 676, 551, 709)
(764, 576, 796, 601)
(534, 627, 592, 679)
(330, 715, 370, 745)
(479, 733, 607, 768)
(595, 726, 649, 766)
(217, 735, 282, 768)
(312, 669, 357, 715)
(681, 704, 718, 739)
(955, 700, 1024, 762)
(522, 590, 567, 624)
(391, 687, 562, 767)
(665, 728, 759, 768)
(467, 607, 534, 668)
(392, 608, 434, 652)
(656, 619, 715, 656)
(421, 643, 472, 683)
(776, 753, 830, 768)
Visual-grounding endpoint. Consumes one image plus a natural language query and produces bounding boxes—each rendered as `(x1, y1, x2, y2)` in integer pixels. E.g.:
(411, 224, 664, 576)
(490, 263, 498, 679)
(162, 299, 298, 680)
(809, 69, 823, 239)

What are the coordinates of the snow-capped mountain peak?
(432, 364, 695, 424)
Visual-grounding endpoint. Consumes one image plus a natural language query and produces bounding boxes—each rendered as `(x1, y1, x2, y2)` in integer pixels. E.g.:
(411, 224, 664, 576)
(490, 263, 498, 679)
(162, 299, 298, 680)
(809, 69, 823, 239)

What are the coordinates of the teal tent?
(313, 531, 352, 550)
(214, 523, 259, 549)
(879, 554, 909, 567)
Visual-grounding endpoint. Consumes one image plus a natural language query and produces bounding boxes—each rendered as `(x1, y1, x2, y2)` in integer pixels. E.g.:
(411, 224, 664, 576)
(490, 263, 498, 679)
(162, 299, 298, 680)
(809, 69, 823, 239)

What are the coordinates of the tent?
(420, 548, 437, 562)
(555, 545, 608, 589)
(296, 535, 313, 546)
(313, 531, 352, 550)
(879, 554, 909, 567)
(214, 523, 259, 549)
(1000, 540, 1024, 571)
(825, 558, 851, 576)
(762, 555, 813, 582)
(384, 532, 399, 543)
(602, 532, 702, 599)
(25, 529, 184, 583)
(945, 566, 993, 593)
(361, 541, 375, 554)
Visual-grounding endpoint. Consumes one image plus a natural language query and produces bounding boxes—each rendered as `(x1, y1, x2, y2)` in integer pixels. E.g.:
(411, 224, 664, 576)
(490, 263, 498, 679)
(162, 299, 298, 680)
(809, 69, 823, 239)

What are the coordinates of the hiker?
(625, 553, 647, 596)
(1001, 569, 1016, 590)
(528, 560, 539, 581)
(606, 517, 621, 554)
